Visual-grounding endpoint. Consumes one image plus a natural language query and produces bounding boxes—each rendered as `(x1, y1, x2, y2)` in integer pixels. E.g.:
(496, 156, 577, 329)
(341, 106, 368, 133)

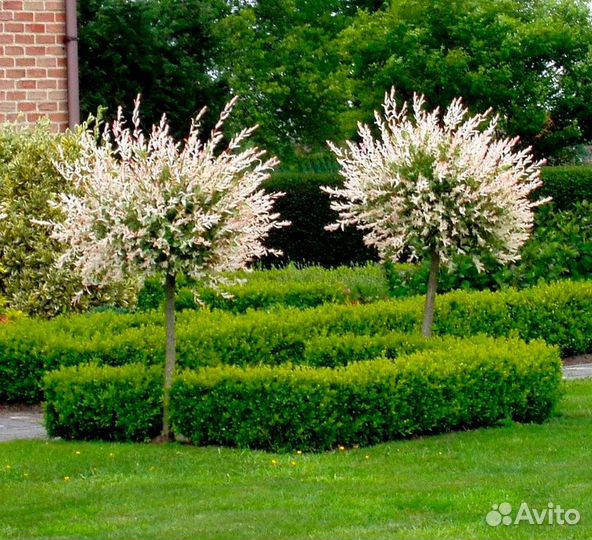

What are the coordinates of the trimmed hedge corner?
(43, 337, 562, 451)
(44, 364, 163, 442)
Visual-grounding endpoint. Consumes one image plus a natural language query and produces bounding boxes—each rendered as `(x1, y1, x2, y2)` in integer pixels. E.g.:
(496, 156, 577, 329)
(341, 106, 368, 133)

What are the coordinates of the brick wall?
(0, 0, 69, 130)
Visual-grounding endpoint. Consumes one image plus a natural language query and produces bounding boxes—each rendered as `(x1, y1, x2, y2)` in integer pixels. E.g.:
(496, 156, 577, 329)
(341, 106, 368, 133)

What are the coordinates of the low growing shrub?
(43, 337, 561, 450)
(137, 264, 389, 313)
(172, 338, 561, 451)
(3, 280, 591, 403)
(44, 363, 163, 441)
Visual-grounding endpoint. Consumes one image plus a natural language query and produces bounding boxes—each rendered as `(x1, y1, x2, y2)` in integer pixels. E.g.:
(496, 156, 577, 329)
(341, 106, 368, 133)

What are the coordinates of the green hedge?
(137, 264, 389, 312)
(262, 172, 377, 267)
(254, 167, 592, 267)
(539, 166, 592, 209)
(44, 337, 562, 450)
(2, 280, 591, 403)
(44, 363, 163, 442)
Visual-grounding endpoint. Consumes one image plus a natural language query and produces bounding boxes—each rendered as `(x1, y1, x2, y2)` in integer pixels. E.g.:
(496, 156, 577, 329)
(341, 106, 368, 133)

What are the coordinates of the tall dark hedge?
(262, 166, 592, 267)
(539, 166, 592, 209)
(262, 172, 377, 267)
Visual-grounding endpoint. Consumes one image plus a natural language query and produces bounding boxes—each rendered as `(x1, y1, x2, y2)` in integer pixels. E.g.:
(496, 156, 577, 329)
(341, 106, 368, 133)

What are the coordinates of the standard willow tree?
(51, 97, 286, 440)
(324, 89, 545, 337)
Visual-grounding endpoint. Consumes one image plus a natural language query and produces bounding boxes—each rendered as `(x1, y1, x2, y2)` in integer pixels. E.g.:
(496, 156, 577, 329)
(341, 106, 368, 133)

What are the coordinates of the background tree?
(77, 0, 592, 164)
(214, 0, 386, 161)
(78, 0, 230, 137)
(333, 0, 592, 159)
(50, 98, 287, 440)
(325, 89, 545, 336)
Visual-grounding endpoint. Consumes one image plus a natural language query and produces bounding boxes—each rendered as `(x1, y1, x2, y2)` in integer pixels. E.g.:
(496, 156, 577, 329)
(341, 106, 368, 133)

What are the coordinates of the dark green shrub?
(171, 338, 561, 451)
(42, 338, 561, 450)
(262, 172, 377, 267)
(44, 363, 163, 441)
(2, 280, 591, 403)
(539, 166, 592, 209)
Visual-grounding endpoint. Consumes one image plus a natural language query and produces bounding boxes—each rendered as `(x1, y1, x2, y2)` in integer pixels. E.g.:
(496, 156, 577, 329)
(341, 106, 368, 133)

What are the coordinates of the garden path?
(0, 406, 45, 442)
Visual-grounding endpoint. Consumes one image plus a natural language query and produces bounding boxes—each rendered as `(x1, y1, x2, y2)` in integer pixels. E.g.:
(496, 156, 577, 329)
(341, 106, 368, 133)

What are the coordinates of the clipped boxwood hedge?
(44, 337, 562, 450)
(137, 263, 389, 312)
(44, 363, 163, 442)
(2, 280, 592, 403)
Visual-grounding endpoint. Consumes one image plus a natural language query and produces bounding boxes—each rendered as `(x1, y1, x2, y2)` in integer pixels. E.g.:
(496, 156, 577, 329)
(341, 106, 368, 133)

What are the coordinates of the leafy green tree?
(333, 0, 592, 157)
(78, 0, 230, 136)
(215, 0, 386, 161)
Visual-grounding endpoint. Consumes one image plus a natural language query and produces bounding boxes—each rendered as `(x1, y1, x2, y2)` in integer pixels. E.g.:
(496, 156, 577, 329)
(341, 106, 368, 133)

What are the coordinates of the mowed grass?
(1, 380, 591, 540)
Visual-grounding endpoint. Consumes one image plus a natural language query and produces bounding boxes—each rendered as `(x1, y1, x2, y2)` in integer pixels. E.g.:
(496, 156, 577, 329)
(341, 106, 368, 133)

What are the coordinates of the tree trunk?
(421, 251, 440, 337)
(160, 272, 176, 441)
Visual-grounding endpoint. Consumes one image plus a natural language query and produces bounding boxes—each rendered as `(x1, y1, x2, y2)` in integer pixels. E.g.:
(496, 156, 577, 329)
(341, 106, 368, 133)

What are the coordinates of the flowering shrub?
(48, 96, 287, 439)
(325, 89, 545, 335)
(52, 97, 285, 287)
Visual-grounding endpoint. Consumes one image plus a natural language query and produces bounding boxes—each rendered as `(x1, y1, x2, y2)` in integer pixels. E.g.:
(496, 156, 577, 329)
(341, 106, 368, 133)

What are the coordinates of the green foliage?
(0, 121, 137, 317)
(334, 0, 592, 157)
(263, 172, 376, 266)
(172, 338, 560, 451)
(214, 0, 386, 161)
(78, 0, 230, 139)
(43, 338, 561, 450)
(386, 202, 592, 295)
(138, 264, 389, 312)
(44, 363, 163, 441)
(3, 280, 591, 403)
(77, 0, 592, 163)
(539, 166, 592, 209)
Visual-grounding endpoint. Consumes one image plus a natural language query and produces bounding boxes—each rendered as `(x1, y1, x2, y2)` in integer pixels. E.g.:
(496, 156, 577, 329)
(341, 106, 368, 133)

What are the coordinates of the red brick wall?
(0, 0, 69, 130)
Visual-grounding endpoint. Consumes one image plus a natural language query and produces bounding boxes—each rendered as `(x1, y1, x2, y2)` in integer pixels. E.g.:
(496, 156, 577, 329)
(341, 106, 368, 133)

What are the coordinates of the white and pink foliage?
(51, 96, 286, 288)
(325, 88, 546, 270)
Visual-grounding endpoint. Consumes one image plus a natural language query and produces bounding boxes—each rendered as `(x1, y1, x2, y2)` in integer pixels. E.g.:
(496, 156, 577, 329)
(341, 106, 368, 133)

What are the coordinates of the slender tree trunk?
(160, 272, 176, 441)
(421, 251, 440, 337)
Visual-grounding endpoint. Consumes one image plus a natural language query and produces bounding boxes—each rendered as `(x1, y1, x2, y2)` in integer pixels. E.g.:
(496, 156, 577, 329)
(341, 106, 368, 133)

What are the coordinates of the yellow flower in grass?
(64, 476, 71, 481)
(271, 459, 278, 465)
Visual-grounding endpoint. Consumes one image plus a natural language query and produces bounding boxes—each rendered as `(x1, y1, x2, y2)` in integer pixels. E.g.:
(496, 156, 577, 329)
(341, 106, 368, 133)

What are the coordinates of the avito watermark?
(486, 502, 580, 526)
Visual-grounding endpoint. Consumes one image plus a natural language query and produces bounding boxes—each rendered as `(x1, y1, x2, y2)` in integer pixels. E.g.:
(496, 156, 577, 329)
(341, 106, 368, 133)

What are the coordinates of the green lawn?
(1, 380, 591, 540)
